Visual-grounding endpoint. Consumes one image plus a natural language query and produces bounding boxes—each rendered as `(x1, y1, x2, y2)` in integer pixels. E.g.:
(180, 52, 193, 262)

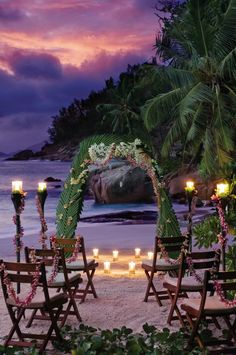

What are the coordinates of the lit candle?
(216, 183, 229, 198)
(113, 250, 119, 261)
(135, 248, 141, 258)
(38, 182, 47, 192)
(12, 181, 23, 193)
(147, 251, 154, 260)
(93, 248, 99, 258)
(104, 261, 110, 273)
(185, 181, 195, 192)
(129, 261, 136, 274)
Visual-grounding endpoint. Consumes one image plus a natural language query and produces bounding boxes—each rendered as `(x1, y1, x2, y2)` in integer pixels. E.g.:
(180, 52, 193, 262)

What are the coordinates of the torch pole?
(186, 191, 193, 252)
(11, 191, 25, 293)
(36, 189, 48, 249)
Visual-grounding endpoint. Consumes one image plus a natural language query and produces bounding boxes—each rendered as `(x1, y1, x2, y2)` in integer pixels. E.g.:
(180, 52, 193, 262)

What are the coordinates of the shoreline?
(0, 205, 214, 258)
(0, 224, 157, 258)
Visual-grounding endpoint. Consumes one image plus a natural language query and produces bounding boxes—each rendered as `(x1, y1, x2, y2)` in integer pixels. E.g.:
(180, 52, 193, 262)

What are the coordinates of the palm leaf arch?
(56, 134, 181, 239)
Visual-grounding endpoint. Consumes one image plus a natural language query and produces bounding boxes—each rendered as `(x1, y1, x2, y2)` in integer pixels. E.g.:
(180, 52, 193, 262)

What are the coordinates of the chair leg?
(166, 289, 185, 326)
(40, 306, 63, 353)
(26, 309, 38, 328)
(143, 270, 162, 306)
(186, 316, 204, 351)
(60, 298, 82, 326)
(5, 307, 25, 346)
(212, 316, 221, 330)
(61, 283, 82, 326)
(80, 268, 97, 303)
(224, 315, 236, 343)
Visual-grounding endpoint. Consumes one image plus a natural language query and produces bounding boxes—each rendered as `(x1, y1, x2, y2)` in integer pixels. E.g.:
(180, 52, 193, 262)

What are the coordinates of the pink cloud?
(0, 0, 161, 152)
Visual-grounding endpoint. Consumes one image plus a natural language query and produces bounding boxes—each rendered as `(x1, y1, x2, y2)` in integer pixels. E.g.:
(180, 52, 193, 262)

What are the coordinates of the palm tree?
(143, 0, 236, 176)
(97, 68, 142, 135)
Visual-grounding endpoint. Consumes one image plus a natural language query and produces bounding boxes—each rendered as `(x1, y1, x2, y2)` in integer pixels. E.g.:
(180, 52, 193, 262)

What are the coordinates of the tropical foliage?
(142, 0, 236, 176)
(53, 323, 204, 354)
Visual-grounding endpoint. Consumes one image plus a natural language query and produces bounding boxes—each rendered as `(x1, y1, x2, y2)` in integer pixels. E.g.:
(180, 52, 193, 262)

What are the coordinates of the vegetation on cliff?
(44, 0, 236, 178)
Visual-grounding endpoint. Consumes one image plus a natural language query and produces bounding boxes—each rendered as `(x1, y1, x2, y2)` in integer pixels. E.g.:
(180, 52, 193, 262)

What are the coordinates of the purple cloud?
(8, 51, 62, 80)
(0, 49, 148, 152)
(0, 5, 25, 21)
(0, 0, 160, 152)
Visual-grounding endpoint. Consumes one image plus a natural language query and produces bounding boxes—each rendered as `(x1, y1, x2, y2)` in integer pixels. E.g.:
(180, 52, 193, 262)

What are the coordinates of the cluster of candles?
(12, 181, 47, 193)
(92, 248, 154, 274)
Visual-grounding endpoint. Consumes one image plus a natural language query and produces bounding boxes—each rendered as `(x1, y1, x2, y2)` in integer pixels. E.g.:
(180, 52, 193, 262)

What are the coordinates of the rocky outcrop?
(89, 162, 154, 204)
(44, 176, 62, 182)
(166, 168, 217, 201)
(7, 149, 35, 160)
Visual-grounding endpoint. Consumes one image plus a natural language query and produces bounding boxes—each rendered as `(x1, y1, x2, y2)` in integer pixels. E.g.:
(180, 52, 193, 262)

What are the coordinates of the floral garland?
(65, 236, 81, 263)
(0, 262, 40, 307)
(50, 235, 81, 263)
(88, 139, 160, 197)
(57, 140, 162, 237)
(211, 194, 228, 248)
(29, 245, 59, 285)
(12, 194, 25, 252)
(183, 261, 236, 307)
(157, 237, 189, 265)
(167, 248, 236, 308)
(47, 250, 60, 285)
(213, 280, 236, 307)
(35, 195, 48, 249)
(185, 256, 203, 284)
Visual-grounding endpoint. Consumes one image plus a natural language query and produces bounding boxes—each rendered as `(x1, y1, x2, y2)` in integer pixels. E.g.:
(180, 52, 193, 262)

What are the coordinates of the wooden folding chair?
(25, 247, 82, 327)
(181, 270, 236, 353)
(0, 260, 68, 353)
(52, 236, 98, 303)
(163, 249, 221, 326)
(142, 235, 189, 305)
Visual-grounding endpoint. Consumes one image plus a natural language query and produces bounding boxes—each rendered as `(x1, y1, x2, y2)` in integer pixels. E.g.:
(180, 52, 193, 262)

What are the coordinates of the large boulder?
(167, 168, 217, 201)
(89, 162, 154, 204)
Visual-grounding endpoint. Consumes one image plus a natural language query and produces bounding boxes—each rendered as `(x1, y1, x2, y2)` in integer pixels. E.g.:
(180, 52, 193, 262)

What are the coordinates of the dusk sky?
(0, 0, 159, 153)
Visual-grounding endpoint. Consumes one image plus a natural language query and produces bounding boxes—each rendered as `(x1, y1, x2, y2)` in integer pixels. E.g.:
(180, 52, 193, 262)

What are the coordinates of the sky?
(0, 0, 159, 153)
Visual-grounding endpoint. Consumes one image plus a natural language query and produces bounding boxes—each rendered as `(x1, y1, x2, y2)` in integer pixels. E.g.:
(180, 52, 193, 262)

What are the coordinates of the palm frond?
(142, 87, 185, 130)
(218, 48, 236, 80)
(214, 0, 236, 59)
(163, 68, 195, 88)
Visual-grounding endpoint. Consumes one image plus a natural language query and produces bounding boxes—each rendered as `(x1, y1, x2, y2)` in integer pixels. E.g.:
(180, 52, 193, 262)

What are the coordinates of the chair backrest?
(153, 235, 189, 265)
(25, 247, 72, 289)
(175, 249, 221, 289)
(51, 236, 88, 267)
(205, 270, 236, 293)
(25, 247, 62, 267)
(0, 260, 50, 306)
(187, 250, 221, 271)
(198, 270, 236, 316)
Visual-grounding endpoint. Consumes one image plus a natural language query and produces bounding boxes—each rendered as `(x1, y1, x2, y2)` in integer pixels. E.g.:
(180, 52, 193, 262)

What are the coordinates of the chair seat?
(66, 259, 95, 270)
(7, 292, 68, 309)
(47, 271, 82, 288)
(142, 258, 180, 271)
(181, 296, 236, 315)
(163, 275, 203, 291)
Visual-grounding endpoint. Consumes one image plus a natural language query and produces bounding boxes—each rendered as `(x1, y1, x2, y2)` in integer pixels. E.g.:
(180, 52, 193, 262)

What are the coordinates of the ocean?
(0, 160, 158, 240)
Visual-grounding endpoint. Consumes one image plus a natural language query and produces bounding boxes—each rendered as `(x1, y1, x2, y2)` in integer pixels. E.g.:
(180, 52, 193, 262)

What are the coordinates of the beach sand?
(0, 211, 218, 352)
(0, 223, 182, 352)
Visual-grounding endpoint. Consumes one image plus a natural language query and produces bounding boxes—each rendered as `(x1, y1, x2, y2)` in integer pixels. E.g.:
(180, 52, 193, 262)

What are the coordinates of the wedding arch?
(56, 135, 181, 239)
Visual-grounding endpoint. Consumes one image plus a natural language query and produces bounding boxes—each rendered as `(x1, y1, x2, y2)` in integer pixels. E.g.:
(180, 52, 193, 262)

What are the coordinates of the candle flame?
(216, 183, 229, 197)
(12, 181, 23, 193)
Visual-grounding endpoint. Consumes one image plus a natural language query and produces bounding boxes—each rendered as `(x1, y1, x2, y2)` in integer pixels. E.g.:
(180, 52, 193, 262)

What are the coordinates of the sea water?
(0, 160, 158, 240)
